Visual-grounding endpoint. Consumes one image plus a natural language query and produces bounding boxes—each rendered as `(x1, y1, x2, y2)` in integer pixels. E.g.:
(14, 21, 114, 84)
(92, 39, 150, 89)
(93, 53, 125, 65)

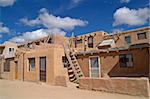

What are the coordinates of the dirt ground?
(0, 80, 148, 99)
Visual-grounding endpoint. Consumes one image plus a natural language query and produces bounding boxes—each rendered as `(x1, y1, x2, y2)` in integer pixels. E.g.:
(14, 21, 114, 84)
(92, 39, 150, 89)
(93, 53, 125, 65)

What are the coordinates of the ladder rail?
(70, 51, 84, 77)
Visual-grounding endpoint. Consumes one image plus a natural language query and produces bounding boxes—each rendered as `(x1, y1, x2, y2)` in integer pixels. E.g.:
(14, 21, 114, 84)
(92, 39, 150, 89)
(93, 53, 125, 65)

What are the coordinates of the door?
(15, 61, 19, 79)
(39, 57, 46, 82)
(89, 57, 100, 78)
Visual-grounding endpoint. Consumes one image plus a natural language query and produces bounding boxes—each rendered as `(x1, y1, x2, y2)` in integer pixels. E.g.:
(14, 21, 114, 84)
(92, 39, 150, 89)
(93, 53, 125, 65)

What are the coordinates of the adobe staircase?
(63, 45, 84, 84)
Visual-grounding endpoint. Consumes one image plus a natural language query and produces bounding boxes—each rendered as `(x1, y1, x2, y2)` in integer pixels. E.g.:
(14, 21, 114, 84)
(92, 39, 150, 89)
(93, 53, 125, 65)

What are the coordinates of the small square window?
(137, 32, 147, 40)
(76, 39, 82, 44)
(125, 36, 131, 44)
(9, 48, 14, 52)
(119, 54, 133, 68)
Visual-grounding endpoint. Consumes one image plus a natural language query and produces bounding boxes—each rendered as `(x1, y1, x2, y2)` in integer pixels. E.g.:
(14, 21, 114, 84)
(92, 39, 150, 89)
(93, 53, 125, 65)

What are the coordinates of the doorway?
(39, 57, 46, 82)
(15, 61, 19, 79)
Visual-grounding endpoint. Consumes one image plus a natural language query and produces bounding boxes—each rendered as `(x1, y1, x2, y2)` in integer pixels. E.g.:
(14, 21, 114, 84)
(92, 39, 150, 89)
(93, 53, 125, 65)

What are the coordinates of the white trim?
(89, 56, 101, 78)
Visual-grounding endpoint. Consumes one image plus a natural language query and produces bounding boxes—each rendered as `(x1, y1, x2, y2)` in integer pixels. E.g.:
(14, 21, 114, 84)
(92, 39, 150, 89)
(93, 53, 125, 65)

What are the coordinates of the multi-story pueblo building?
(0, 27, 149, 97)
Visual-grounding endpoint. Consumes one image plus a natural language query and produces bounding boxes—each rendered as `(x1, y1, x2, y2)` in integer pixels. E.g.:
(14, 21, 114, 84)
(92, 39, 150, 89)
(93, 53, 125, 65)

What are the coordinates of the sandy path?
(0, 80, 148, 99)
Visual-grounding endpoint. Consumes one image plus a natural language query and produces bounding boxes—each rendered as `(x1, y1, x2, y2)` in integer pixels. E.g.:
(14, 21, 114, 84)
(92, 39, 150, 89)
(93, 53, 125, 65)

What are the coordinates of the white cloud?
(20, 8, 88, 31)
(0, 0, 16, 7)
(120, 0, 130, 3)
(17, 8, 88, 43)
(0, 22, 10, 33)
(9, 29, 48, 43)
(9, 28, 66, 43)
(113, 7, 150, 26)
(20, 18, 40, 27)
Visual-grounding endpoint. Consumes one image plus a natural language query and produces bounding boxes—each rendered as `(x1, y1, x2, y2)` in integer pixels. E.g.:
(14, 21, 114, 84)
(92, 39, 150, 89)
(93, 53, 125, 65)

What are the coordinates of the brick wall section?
(79, 77, 150, 97)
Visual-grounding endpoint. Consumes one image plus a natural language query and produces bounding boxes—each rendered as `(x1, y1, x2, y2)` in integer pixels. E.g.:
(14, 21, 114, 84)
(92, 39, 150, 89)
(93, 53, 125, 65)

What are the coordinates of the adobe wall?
(1, 59, 16, 80)
(72, 32, 107, 51)
(104, 27, 149, 48)
(107, 48, 149, 77)
(23, 44, 67, 86)
(79, 77, 150, 97)
(76, 48, 149, 78)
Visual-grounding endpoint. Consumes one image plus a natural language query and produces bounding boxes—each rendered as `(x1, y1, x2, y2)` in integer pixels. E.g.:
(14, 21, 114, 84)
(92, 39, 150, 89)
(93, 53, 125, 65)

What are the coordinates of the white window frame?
(89, 56, 101, 78)
(28, 58, 36, 71)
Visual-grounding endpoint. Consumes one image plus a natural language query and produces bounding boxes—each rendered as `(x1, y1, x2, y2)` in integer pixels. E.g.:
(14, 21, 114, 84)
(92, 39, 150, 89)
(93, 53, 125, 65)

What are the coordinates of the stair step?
(69, 76, 76, 81)
(70, 78, 77, 82)
(68, 71, 74, 75)
(68, 69, 73, 72)
(68, 67, 72, 70)
(69, 74, 75, 78)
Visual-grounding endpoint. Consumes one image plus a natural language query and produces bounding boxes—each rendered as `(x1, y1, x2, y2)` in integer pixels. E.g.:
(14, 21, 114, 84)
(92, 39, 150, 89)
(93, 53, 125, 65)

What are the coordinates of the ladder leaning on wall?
(62, 44, 84, 84)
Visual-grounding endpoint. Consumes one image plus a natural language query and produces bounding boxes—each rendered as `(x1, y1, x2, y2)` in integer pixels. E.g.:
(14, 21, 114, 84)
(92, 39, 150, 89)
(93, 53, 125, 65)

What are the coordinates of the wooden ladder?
(63, 45, 84, 83)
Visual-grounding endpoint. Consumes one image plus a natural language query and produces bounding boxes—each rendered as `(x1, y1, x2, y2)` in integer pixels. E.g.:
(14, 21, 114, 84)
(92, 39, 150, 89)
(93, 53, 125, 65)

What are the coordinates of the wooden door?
(39, 57, 46, 82)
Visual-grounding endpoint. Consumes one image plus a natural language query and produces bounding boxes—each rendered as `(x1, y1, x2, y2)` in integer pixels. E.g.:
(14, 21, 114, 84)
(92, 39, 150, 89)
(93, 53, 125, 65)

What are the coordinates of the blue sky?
(0, 0, 149, 43)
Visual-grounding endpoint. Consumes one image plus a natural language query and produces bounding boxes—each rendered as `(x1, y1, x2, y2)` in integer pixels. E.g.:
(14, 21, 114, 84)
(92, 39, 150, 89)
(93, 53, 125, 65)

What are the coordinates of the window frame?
(76, 39, 82, 44)
(28, 58, 36, 71)
(124, 35, 131, 44)
(4, 59, 11, 72)
(88, 36, 94, 48)
(9, 48, 14, 52)
(39, 57, 46, 71)
(89, 56, 101, 78)
(119, 54, 133, 68)
(137, 32, 147, 40)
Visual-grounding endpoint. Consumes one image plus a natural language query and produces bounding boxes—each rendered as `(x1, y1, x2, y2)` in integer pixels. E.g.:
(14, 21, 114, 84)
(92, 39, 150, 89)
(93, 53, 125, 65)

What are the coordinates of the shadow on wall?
(108, 61, 149, 77)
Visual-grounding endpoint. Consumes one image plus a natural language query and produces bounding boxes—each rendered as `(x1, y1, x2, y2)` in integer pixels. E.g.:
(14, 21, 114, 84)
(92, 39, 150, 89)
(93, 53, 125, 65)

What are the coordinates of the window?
(88, 36, 93, 48)
(137, 32, 147, 40)
(40, 57, 46, 71)
(125, 36, 131, 44)
(90, 57, 100, 77)
(119, 54, 133, 67)
(76, 39, 82, 44)
(4, 59, 11, 72)
(28, 58, 35, 71)
(9, 48, 14, 52)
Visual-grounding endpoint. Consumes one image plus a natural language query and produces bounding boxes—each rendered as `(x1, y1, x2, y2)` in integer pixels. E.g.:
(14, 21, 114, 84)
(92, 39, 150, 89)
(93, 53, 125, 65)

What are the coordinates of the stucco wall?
(76, 48, 149, 78)
(1, 59, 15, 80)
(22, 44, 67, 86)
(104, 27, 149, 48)
(79, 77, 150, 97)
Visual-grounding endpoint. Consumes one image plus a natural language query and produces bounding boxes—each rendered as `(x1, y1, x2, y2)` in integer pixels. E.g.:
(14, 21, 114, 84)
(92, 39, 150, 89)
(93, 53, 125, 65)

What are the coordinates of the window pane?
(88, 37, 93, 44)
(40, 57, 46, 71)
(29, 58, 35, 71)
(125, 36, 131, 44)
(137, 32, 147, 40)
(90, 57, 99, 68)
(90, 57, 99, 77)
(76, 39, 82, 44)
(119, 54, 133, 67)
(4, 59, 11, 72)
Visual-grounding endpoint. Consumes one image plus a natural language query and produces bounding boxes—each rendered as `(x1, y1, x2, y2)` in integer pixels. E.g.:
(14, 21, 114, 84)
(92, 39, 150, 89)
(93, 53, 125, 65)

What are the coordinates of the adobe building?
(0, 35, 68, 86)
(72, 27, 150, 78)
(0, 27, 149, 96)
